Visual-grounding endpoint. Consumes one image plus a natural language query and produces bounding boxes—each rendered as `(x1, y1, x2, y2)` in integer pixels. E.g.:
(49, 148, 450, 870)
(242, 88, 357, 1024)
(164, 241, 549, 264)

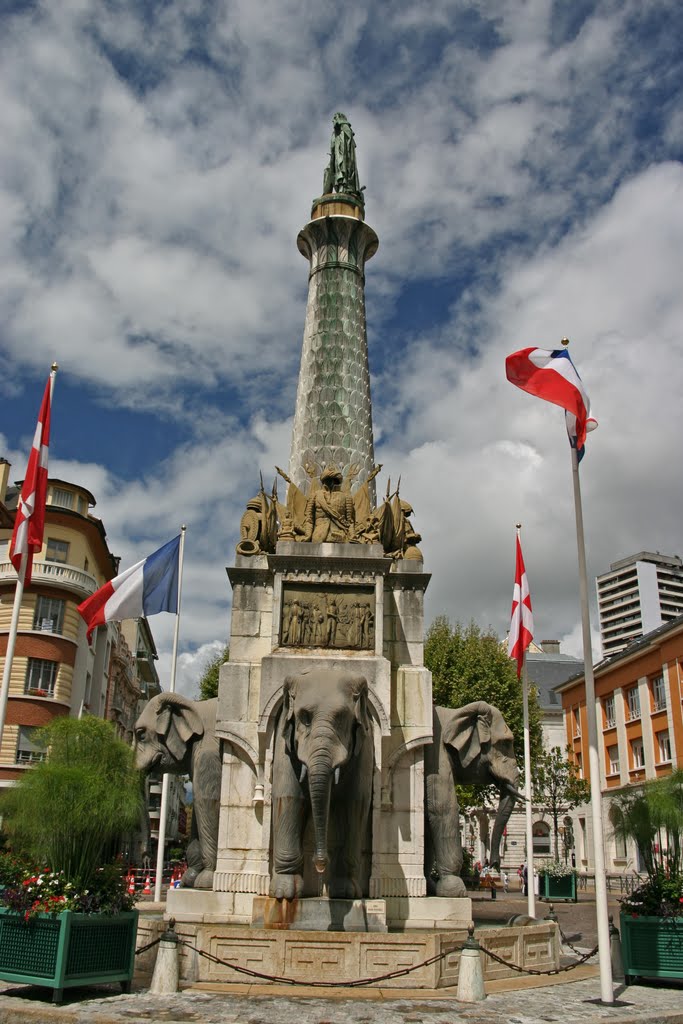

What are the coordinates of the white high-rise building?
(597, 551, 683, 658)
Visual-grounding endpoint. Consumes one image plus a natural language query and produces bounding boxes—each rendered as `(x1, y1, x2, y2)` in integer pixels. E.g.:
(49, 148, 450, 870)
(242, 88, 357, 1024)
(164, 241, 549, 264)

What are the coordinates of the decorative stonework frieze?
(369, 876, 427, 898)
(213, 871, 270, 895)
(281, 583, 375, 650)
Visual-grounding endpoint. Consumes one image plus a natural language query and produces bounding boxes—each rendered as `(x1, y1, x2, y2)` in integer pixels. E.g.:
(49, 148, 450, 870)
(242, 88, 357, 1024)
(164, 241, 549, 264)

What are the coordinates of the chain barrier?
(135, 936, 163, 956)
(556, 923, 598, 961)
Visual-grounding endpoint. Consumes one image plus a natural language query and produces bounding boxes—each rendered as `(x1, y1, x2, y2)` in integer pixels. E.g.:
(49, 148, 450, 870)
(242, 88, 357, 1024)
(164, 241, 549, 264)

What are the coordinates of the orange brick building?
(557, 614, 683, 874)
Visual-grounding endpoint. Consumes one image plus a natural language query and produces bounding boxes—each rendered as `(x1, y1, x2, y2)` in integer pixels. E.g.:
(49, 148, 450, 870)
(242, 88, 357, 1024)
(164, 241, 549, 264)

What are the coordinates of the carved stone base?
(385, 896, 473, 931)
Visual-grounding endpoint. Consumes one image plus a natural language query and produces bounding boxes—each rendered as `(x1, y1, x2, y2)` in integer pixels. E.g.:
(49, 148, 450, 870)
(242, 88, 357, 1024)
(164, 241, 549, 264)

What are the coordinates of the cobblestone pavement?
(1, 975, 683, 1024)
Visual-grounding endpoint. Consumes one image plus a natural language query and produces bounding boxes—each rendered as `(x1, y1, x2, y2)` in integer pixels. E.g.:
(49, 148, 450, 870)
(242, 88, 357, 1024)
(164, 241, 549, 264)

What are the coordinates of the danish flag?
(508, 533, 534, 677)
(9, 377, 52, 586)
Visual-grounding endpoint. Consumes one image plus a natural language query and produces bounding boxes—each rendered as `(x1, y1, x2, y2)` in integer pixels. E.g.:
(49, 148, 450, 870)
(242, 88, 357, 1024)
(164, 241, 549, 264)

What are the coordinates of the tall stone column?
(288, 194, 378, 503)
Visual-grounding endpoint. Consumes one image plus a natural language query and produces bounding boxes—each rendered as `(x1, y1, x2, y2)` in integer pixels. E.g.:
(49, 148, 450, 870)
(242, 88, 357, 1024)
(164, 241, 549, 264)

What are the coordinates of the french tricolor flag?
(505, 346, 598, 457)
(78, 535, 181, 642)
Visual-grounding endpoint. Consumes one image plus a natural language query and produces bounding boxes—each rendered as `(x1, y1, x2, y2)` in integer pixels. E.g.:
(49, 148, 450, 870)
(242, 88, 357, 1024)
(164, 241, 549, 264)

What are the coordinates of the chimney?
(540, 640, 561, 655)
(0, 459, 10, 504)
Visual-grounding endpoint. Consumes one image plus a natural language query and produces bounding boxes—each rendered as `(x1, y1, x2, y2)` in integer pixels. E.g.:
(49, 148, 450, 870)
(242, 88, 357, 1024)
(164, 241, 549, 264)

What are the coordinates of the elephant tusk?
(334, 767, 340, 786)
(299, 764, 307, 783)
(504, 783, 526, 802)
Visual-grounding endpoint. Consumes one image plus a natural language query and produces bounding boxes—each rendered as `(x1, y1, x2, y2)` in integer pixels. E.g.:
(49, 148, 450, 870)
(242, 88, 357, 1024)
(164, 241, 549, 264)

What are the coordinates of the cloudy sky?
(2, 0, 682, 695)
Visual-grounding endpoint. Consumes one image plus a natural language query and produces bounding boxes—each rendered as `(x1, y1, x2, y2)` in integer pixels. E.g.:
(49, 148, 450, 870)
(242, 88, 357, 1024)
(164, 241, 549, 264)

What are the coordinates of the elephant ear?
(281, 677, 297, 754)
(350, 676, 370, 757)
(155, 695, 204, 763)
(443, 702, 493, 770)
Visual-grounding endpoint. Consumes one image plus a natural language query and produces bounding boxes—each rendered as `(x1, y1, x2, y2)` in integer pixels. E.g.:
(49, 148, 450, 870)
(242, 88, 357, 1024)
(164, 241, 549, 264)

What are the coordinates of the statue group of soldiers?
(237, 462, 422, 562)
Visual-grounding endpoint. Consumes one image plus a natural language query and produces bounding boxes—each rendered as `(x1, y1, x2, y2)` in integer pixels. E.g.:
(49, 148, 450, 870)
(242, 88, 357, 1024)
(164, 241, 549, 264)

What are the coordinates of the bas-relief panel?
(280, 583, 375, 650)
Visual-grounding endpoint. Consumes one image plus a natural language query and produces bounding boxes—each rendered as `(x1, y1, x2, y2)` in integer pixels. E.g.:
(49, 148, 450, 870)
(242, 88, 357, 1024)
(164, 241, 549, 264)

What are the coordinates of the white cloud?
(2, 0, 682, 682)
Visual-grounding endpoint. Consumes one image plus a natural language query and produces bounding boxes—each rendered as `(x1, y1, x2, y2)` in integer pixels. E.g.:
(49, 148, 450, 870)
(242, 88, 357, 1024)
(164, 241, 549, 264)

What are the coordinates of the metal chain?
(177, 931, 598, 988)
(135, 936, 163, 956)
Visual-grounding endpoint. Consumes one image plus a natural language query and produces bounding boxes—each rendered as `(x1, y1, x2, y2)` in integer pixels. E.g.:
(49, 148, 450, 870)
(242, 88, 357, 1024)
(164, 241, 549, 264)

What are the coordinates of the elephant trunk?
(308, 755, 334, 874)
(489, 790, 517, 869)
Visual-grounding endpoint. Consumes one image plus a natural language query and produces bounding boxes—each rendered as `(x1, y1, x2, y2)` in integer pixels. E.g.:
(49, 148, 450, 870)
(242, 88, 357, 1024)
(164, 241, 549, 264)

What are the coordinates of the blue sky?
(2, 0, 683, 694)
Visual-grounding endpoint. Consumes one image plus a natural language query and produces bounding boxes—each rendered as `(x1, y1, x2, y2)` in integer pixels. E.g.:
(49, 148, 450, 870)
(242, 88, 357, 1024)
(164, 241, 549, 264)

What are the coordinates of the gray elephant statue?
(425, 700, 523, 897)
(134, 692, 221, 890)
(270, 669, 373, 900)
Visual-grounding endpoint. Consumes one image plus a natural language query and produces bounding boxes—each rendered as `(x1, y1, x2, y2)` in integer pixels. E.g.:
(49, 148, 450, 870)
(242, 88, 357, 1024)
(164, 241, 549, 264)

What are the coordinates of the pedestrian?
(502, 870, 509, 893)
(522, 862, 528, 896)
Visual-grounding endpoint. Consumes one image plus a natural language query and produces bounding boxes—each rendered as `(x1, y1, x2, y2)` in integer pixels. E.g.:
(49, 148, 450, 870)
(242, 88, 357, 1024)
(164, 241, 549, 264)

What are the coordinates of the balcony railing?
(0, 560, 98, 596)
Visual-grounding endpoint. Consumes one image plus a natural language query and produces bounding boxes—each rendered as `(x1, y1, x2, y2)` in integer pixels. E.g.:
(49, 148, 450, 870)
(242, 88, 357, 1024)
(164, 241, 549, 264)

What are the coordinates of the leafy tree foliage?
(425, 616, 543, 766)
(532, 745, 591, 860)
(1, 716, 141, 885)
(197, 644, 230, 700)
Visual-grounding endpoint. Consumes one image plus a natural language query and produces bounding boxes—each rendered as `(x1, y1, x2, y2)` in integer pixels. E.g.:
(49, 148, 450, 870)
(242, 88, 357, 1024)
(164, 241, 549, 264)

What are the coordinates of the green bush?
(1, 716, 142, 888)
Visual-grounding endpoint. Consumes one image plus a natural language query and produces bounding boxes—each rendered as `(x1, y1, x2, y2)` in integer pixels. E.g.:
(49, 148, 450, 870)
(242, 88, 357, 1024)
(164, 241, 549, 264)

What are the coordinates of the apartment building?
(597, 551, 683, 658)
(0, 464, 184, 864)
(556, 614, 683, 874)
(0, 468, 120, 782)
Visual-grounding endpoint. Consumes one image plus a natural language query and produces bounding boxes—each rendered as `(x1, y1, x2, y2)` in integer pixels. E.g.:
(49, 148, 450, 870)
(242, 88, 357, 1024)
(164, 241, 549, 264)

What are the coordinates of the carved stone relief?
(281, 584, 375, 650)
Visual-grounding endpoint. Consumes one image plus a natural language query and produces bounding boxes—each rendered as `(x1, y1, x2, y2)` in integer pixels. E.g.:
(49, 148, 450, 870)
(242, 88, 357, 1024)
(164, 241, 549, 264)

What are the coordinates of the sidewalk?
(1, 972, 683, 1024)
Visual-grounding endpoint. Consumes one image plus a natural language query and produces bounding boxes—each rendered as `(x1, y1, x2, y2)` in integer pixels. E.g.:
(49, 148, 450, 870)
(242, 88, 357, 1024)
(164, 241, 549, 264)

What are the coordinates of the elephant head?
(441, 700, 523, 868)
(134, 692, 205, 776)
(281, 670, 370, 875)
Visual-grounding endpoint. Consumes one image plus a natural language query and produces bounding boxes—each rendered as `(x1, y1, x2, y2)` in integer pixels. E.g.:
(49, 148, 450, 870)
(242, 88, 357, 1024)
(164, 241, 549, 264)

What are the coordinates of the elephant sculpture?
(425, 700, 523, 898)
(270, 669, 373, 900)
(134, 692, 221, 890)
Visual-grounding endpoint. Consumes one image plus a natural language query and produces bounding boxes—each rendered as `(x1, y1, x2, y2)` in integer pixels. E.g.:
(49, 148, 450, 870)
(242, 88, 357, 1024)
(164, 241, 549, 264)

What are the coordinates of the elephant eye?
(298, 709, 312, 728)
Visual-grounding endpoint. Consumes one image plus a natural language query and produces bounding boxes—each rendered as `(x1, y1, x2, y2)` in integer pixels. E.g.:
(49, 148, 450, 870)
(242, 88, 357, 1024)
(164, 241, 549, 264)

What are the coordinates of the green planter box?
(0, 908, 138, 1003)
(620, 913, 683, 984)
(538, 871, 577, 902)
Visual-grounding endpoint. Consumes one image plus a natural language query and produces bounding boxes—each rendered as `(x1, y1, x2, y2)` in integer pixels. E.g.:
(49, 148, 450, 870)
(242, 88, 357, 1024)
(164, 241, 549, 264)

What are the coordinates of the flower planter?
(0, 908, 138, 1003)
(620, 913, 683, 984)
(538, 871, 577, 902)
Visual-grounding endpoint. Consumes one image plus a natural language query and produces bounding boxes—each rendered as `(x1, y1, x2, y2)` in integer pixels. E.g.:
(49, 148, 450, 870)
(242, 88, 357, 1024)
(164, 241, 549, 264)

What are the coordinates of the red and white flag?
(9, 377, 52, 586)
(508, 533, 534, 677)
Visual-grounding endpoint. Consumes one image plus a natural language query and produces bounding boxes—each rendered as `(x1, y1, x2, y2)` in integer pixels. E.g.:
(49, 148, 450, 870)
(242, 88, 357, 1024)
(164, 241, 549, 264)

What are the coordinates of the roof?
(526, 651, 584, 709)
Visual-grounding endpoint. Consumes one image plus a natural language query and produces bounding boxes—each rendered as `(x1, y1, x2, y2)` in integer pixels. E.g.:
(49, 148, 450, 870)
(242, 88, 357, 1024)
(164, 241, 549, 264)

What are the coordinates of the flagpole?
(569, 419, 613, 1004)
(0, 365, 58, 750)
(521, 649, 536, 918)
(154, 524, 186, 903)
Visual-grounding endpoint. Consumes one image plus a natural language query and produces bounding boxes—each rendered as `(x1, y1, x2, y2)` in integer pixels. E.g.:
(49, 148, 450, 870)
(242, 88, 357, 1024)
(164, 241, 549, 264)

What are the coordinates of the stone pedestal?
(213, 542, 432, 921)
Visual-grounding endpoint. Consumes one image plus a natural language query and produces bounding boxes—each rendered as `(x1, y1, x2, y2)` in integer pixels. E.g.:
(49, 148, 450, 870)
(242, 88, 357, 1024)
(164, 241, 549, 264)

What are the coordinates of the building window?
(626, 686, 641, 722)
(651, 674, 667, 712)
(614, 831, 627, 859)
(50, 487, 73, 509)
(24, 658, 57, 696)
(575, 752, 583, 778)
(572, 706, 581, 737)
(657, 731, 672, 764)
(16, 726, 47, 764)
(45, 537, 69, 564)
(532, 822, 551, 855)
(603, 695, 615, 729)
(630, 738, 645, 770)
(33, 595, 65, 633)
(607, 745, 620, 775)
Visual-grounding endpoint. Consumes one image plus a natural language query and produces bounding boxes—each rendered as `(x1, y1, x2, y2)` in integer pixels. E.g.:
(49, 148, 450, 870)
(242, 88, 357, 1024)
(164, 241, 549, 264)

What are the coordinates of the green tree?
(425, 616, 543, 767)
(532, 745, 590, 861)
(197, 643, 230, 700)
(1, 716, 141, 885)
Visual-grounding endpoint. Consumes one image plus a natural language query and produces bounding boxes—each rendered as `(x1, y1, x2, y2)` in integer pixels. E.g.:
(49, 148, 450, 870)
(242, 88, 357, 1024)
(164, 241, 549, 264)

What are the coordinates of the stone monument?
(159, 117, 560, 986)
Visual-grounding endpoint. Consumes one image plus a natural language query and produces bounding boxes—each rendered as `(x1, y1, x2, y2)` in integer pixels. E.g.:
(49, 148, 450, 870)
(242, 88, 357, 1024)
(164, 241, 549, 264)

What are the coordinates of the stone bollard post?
(457, 924, 486, 1003)
(149, 917, 180, 995)
(609, 914, 624, 981)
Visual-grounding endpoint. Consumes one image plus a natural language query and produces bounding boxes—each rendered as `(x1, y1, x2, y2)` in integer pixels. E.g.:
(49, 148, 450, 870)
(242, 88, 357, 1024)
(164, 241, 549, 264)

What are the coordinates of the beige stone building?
(0, 464, 185, 865)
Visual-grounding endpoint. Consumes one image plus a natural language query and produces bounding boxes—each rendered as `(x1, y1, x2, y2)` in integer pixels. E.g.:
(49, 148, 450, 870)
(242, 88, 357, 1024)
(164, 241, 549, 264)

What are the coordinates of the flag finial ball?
(51, 362, 59, 372)
(561, 337, 570, 347)
(516, 522, 522, 529)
